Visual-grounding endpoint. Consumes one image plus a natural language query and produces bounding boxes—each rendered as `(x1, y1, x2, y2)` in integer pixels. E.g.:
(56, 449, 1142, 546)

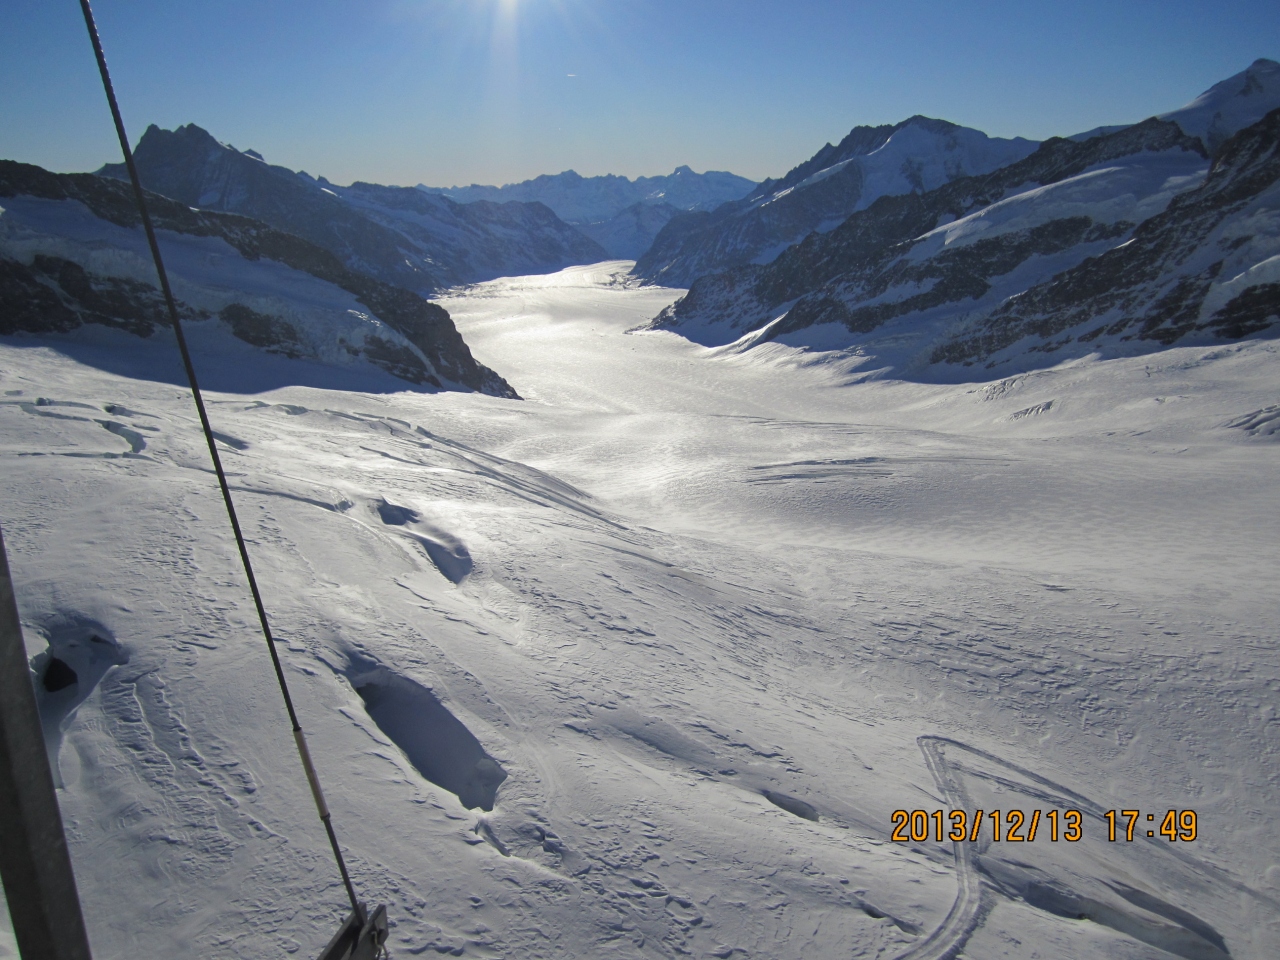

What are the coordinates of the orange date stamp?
(890, 808, 1197, 843)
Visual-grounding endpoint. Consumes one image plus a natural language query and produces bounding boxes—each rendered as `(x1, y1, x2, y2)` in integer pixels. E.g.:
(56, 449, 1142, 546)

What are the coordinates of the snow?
(2, 262, 1279, 958)
(1160, 59, 1280, 151)
(853, 123, 1036, 212)
(1069, 59, 1280, 150)
(910, 150, 1209, 257)
(749, 119, 1039, 219)
(0, 196, 453, 384)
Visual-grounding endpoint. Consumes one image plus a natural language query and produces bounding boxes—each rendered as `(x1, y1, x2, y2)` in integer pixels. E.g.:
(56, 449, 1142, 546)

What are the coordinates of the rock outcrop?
(633, 116, 1039, 287)
(646, 105, 1280, 376)
(99, 124, 605, 293)
(1, 160, 518, 396)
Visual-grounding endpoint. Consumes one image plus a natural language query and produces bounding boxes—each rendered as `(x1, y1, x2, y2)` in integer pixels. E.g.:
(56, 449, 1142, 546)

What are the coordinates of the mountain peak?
(1160, 58, 1280, 150)
(895, 115, 961, 135)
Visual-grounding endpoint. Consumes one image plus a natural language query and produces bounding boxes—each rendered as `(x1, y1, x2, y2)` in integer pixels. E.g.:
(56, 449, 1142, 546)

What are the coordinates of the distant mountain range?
(574, 202, 683, 260)
(4, 61, 1276, 383)
(632, 117, 1040, 286)
(419, 167, 757, 224)
(98, 124, 607, 293)
(420, 167, 758, 260)
(646, 59, 1280, 379)
(0, 160, 516, 396)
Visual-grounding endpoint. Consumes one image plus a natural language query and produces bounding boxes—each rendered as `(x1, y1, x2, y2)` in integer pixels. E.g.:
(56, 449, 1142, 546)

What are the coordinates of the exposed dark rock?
(0, 160, 518, 396)
(776, 217, 1131, 337)
(359, 337, 440, 388)
(652, 117, 1206, 339)
(1208, 283, 1280, 339)
(634, 115, 1039, 286)
(0, 258, 81, 336)
(218, 303, 302, 356)
(98, 124, 605, 291)
(0, 254, 185, 338)
(935, 107, 1280, 364)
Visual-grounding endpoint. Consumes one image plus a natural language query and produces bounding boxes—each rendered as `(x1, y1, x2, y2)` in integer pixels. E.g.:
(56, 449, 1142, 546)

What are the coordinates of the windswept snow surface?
(2, 262, 1279, 959)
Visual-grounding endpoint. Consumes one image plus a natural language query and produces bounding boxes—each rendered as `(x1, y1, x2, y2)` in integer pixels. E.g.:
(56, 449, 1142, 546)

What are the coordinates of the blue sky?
(3, 0, 1277, 187)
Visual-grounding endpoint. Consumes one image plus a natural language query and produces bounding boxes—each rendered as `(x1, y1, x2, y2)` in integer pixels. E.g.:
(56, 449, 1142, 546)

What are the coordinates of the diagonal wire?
(77, 0, 363, 919)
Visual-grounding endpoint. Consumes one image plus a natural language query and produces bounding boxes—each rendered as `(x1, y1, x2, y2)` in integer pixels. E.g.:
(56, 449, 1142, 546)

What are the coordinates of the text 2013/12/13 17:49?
(889, 809, 1198, 843)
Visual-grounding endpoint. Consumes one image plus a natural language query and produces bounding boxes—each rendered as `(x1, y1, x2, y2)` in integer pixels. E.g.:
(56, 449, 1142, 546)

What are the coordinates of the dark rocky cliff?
(99, 124, 605, 292)
(1, 160, 518, 397)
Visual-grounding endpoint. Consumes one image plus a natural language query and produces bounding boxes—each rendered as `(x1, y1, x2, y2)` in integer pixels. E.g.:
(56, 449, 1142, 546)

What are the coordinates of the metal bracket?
(317, 902, 389, 960)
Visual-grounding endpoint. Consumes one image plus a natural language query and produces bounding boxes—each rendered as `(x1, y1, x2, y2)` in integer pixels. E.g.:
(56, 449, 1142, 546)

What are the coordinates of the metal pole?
(0, 524, 94, 960)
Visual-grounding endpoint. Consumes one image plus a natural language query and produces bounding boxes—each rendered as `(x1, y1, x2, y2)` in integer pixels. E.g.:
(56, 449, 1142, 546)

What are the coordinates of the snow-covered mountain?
(0, 160, 517, 396)
(420, 167, 756, 261)
(633, 117, 1040, 287)
(649, 77, 1280, 379)
(98, 125, 606, 293)
(1160, 57, 1280, 152)
(419, 166, 757, 225)
(935, 108, 1280, 368)
(574, 201, 682, 260)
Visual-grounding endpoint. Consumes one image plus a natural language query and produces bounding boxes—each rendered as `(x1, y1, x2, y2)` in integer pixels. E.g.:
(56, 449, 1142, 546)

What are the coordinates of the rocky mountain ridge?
(936, 106, 1280, 366)
(574, 202, 683, 260)
(1, 160, 517, 396)
(633, 116, 1040, 287)
(647, 101, 1280, 379)
(1159, 58, 1280, 152)
(99, 124, 605, 293)
(653, 120, 1204, 334)
(419, 166, 757, 225)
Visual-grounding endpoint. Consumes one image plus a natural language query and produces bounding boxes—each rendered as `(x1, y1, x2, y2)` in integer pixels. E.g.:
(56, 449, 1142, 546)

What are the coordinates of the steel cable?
(77, 0, 363, 920)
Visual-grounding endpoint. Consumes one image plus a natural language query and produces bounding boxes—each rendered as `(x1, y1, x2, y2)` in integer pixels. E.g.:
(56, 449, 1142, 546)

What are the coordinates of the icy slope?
(1161, 58, 1280, 152)
(633, 117, 1039, 287)
(649, 108, 1280, 378)
(0, 160, 516, 396)
(2, 262, 1278, 959)
(98, 124, 606, 293)
(936, 107, 1280, 367)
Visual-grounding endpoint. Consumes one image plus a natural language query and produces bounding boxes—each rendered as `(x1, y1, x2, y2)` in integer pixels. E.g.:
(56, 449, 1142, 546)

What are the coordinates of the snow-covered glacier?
(2, 259, 1278, 958)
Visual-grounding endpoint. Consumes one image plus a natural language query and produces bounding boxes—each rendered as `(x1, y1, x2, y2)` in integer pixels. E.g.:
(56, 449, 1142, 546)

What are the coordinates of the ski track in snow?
(1, 262, 1278, 958)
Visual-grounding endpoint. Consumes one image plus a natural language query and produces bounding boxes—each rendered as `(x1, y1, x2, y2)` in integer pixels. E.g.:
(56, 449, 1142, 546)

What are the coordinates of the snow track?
(910, 736, 1276, 960)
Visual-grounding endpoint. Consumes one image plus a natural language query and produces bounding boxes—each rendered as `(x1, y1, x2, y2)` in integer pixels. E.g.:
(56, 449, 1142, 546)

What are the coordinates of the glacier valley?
(1, 261, 1277, 959)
